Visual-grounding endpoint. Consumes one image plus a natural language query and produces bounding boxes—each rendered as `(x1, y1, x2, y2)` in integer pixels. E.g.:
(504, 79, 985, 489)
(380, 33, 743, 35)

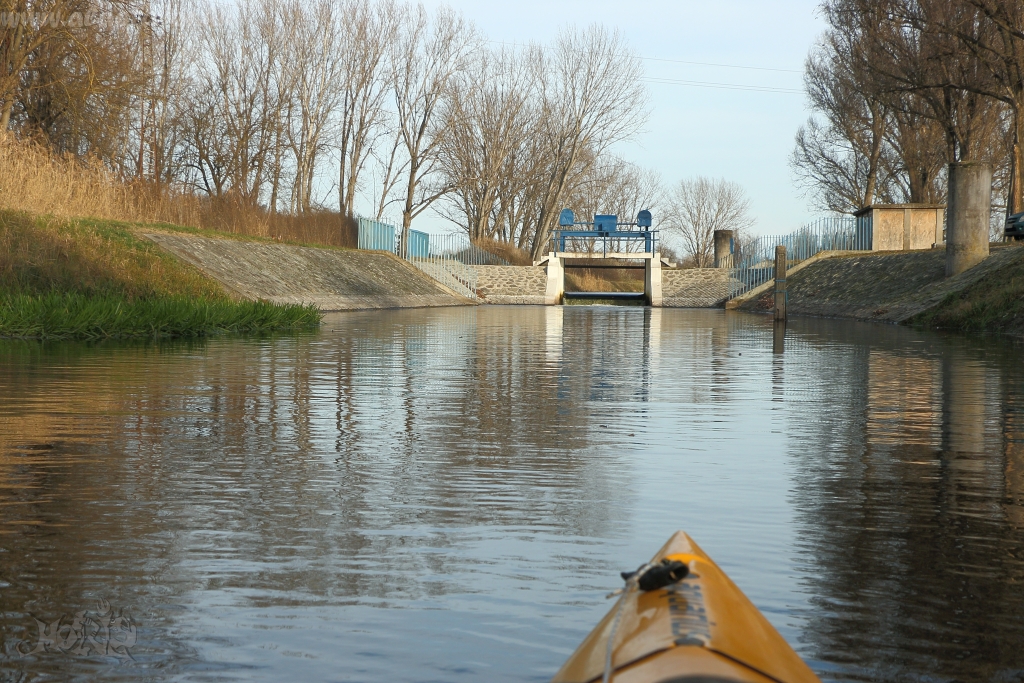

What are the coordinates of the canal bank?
(732, 244, 1024, 335)
(0, 211, 321, 340)
(0, 210, 474, 339)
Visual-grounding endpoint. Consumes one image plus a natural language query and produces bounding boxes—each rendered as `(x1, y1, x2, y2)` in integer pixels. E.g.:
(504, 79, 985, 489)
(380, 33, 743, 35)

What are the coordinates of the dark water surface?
(1, 307, 1023, 682)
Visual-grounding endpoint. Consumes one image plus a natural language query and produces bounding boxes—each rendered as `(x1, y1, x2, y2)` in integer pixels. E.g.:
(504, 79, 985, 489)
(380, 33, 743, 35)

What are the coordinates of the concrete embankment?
(474, 265, 547, 304)
(734, 245, 1024, 326)
(662, 268, 734, 307)
(146, 232, 472, 311)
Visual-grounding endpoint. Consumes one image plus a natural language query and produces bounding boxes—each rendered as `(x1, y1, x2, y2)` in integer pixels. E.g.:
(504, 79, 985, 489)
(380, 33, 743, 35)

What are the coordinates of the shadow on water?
(0, 307, 1021, 682)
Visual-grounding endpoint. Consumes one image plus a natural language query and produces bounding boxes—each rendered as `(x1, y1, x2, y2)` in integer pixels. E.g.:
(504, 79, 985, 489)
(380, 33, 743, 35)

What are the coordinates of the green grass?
(0, 210, 322, 340)
(911, 248, 1024, 336)
(0, 292, 320, 340)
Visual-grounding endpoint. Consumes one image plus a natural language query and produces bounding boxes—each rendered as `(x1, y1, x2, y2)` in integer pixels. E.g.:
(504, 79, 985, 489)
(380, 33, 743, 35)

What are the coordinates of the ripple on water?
(1, 307, 1022, 682)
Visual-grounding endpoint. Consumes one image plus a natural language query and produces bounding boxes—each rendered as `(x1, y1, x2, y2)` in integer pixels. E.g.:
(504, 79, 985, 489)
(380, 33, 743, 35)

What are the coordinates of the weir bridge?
(353, 205, 947, 308)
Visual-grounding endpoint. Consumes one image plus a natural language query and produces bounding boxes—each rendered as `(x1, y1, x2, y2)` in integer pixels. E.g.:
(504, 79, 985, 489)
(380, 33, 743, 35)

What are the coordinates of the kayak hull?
(552, 532, 821, 683)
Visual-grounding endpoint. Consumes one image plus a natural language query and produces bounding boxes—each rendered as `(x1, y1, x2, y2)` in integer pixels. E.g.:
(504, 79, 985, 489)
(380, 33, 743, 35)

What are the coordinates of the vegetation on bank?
(0, 211, 321, 340)
(911, 250, 1024, 337)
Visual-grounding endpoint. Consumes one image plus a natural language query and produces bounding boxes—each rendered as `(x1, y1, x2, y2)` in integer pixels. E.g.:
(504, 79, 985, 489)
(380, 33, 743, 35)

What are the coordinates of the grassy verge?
(0, 210, 321, 340)
(911, 248, 1024, 336)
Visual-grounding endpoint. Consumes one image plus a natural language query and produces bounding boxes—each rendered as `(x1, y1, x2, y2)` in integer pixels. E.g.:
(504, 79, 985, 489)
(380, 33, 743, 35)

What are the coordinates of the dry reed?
(0, 134, 357, 248)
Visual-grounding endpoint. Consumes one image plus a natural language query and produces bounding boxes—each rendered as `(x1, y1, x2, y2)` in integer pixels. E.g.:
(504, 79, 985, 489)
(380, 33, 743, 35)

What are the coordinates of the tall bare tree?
(388, 4, 477, 249)
(335, 0, 396, 217)
(529, 25, 647, 260)
(936, 0, 1024, 215)
(663, 177, 751, 268)
(284, 0, 345, 212)
(435, 44, 541, 240)
(792, 28, 893, 212)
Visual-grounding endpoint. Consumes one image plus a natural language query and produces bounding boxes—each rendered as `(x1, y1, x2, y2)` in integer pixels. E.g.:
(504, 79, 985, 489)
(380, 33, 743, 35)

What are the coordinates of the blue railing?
(406, 230, 429, 258)
(357, 218, 395, 252)
(355, 218, 511, 299)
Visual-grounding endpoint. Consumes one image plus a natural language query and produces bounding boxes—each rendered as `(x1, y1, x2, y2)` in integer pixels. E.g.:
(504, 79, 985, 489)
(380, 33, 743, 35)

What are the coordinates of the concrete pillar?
(774, 245, 787, 321)
(544, 253, 564, 305)
(942, 357, 987, 455)
(645, 253, 662, 307)
(946, 162, 992, 277)
(713, 230, 735, 268)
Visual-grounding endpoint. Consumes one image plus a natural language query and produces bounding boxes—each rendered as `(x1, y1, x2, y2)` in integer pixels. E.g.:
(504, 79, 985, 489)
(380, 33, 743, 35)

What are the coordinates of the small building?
(854, 204, 945, 251)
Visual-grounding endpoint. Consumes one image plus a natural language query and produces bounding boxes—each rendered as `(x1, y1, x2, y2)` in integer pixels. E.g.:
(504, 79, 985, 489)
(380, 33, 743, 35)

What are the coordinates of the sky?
(412, 0, 828, 239)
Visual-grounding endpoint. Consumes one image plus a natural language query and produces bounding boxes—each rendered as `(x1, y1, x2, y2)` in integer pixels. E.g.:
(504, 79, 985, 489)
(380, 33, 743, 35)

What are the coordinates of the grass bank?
(910, 248, 1024, 336)
(0, 210, 320, 340)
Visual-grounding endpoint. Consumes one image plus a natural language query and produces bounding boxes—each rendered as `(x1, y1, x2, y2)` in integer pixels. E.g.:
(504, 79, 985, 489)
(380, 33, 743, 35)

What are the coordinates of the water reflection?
(0, 308, 1022, 682)
(784, 319, 1024, 682)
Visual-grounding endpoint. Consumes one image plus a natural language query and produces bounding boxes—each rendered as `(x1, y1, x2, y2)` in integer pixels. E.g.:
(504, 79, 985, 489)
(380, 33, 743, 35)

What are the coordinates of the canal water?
(1, 307, 1022, 682)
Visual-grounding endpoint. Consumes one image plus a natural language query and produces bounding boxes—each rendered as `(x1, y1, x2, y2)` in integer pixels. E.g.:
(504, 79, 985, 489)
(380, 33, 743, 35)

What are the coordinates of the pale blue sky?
(415, 0, 827, 238)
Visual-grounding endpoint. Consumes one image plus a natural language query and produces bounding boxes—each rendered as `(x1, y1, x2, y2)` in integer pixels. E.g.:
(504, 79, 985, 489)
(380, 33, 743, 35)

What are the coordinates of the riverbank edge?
(142, 231, 475, 311)
(734, 245, 1024, 337)
(0, 211, 321, 340)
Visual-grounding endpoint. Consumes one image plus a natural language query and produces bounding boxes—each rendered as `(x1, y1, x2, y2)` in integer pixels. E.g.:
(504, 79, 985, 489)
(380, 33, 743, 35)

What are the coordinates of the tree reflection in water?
(0, 309, 1021, 682)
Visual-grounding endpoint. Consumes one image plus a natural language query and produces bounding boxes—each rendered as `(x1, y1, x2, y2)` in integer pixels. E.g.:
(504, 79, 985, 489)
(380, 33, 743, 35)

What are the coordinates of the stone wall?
(474, 265, 547, 304)
(145, 232, 471, 310)
(662, 268, 736, 307)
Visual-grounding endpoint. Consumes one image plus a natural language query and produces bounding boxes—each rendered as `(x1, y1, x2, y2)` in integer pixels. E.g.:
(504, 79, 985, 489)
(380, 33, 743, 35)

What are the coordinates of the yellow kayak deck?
(552, 532, 821, 683)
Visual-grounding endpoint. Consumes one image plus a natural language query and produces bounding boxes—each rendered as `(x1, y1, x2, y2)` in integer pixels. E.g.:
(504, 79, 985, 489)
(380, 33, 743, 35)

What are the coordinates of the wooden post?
(774, 245, 787, 321)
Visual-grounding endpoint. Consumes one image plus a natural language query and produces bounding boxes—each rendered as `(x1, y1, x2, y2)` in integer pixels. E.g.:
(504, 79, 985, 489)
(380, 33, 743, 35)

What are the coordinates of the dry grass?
(911, 248, 1024, 336)
(472, 237, 534, 265)
(0, 134, 357, 248)
(564, 259, 644, 293)
(0, 210, 224, 298)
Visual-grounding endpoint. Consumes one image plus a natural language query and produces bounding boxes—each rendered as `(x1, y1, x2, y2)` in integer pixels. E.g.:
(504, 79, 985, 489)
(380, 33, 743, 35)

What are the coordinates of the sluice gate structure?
(535, 209, 665, 306)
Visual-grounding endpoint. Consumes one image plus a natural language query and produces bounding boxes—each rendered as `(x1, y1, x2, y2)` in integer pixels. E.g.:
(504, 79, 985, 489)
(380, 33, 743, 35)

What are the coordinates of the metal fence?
(356, 218, 510, 300)
(730, 215, 871, 297)
(549, 231, 657, 256)
(357, 218, 396, 252)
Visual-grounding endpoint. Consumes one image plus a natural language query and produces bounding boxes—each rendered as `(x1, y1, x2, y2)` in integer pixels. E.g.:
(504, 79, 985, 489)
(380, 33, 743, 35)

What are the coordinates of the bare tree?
(335, 0, 396, 217)
(388, 4, 477, 249)
(792, 28, 893, 212)
(284, 0, 345, 212)
(663, 177, 751, 268)
(529, 25, 648, 260)
(2, 1, 146, 156)
(566, 156, 660, 226)
(934, 0, 1024, 215)
(435, 43, 541, 240)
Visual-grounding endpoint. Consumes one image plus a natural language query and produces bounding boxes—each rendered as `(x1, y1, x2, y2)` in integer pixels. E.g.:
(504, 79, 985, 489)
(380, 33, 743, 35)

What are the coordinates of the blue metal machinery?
(552, 209, 657, 256)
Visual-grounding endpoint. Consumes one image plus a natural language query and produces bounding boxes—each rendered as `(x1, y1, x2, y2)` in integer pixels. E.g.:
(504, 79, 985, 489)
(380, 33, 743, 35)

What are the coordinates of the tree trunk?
(0, 99, 12, 131)
(1008, 105, 1024, 217)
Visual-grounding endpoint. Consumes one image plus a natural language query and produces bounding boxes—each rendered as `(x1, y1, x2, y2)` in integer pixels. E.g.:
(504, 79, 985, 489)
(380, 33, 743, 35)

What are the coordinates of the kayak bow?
(552, 532, 821, 683)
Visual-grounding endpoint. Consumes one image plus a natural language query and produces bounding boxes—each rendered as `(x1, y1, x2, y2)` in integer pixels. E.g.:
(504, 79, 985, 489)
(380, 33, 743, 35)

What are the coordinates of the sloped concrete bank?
(736, 245, 1024, 324)
(145, 233, 473, 311)
(662, 268, 735, 307)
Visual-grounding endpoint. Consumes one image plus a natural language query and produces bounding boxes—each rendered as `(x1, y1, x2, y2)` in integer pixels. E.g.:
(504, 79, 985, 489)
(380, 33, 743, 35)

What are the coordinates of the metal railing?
(729, 215, 870, 298)
(549, 230, 658, 256)
(356, 218, 510, 300)
(357, 217, 396, 252)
